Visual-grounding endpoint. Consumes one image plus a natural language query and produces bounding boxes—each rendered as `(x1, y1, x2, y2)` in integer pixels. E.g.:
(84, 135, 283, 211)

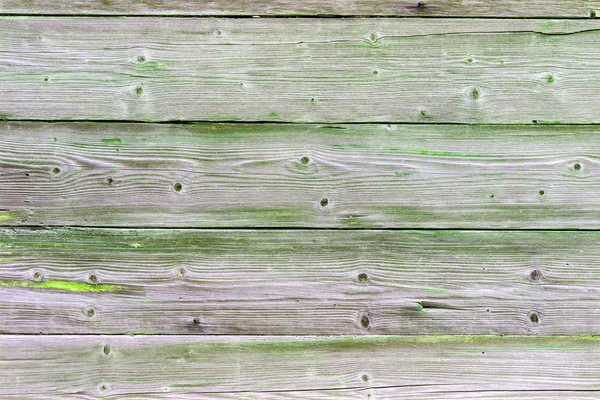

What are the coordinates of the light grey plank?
(2, 18, 600, 123)
(1, 0, 599, 17)
(1, 122, 598, 229)
(0, 228, 599, 334)
(1, 335, 599, 397)
(72, 391, 600, 400)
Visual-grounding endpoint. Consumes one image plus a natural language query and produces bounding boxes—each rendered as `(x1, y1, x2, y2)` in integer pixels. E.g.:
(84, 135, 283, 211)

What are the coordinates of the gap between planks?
(0, 14, 599, 19)
(4, 119, 600, 126)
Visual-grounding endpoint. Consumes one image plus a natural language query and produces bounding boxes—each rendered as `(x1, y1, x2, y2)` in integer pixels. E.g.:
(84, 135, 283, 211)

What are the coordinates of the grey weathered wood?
(11, 392, 596, 400)
(2, 18, 600, 123)
(2, 392, 598, 400)
(1, 228, 599, 335)
(80, 391, 600, 400)
(1, 335, 599, 397)
(1, 122, 599, 229)
(1, 0, 599, 17)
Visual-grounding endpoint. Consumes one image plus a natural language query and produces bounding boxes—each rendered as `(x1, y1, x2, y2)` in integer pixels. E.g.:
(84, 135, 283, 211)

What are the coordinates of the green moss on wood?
(134, 61, 169, 71)
(101, 138, 122, 144)
(425, 288, 448, 294)
(390, 148, 483, 157)
(0, 279, 120, 293)
(157, 335, 600, 357)
(211, 208, 301, 220)
(332, 144, 483, 157)
(534, 120, 562, 125)
(0, 211, 15, 222)
(332, 144, 370, 150)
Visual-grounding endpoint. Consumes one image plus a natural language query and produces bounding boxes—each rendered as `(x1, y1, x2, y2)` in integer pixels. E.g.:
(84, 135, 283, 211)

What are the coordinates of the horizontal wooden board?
(1, 122, 599, 229)
(9, 391, 594, 400)
(1, 335, 599, 398)
(2, 18, 600, 123)
(1, 228, 600, 335)
(1, 0, 600, 17)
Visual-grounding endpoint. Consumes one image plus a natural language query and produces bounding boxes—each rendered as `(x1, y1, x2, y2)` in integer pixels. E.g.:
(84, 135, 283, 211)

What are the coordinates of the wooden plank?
(1, 228, 600, 335)
(1, 335, 599, 397)
(80, 391, 600, 400)
(11, 392, 597, 400)
(1, 122, 599, 229)
(2, 18, 600, 123)
(1, 0, 599, 17)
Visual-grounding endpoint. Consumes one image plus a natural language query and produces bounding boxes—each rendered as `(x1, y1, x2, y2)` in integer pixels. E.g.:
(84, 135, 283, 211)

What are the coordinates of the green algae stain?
(332, 144, 370, 150)
(543, 74, 555, 84)
(141, 335, 600, 360)
(135, 61, 169, 71)
(0, 279, 120, 293)
(213, 208, 300, 221)
(228, 335, 406, 353)
(433, 230, 460, 237)
(101, 138, 122, 144)
(0, 211, 14, 222)
(538, 20, 565, 35)
(533, 120, 562, 125)
(386, 148, 482, 157)
(425, 288, 448, 294)
(343, 215, 366, 228)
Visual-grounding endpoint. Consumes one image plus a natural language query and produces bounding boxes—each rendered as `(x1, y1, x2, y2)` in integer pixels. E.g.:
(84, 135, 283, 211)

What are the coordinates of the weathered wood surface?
(3, 18, 600, 123)
(1, 228, 599, 335)
(1, 122, 598, 229)
(6, 392, 598, 400)
(2, 0, 599, 17)
(1, 335, 599, 398)
(2, 3, 600, 397)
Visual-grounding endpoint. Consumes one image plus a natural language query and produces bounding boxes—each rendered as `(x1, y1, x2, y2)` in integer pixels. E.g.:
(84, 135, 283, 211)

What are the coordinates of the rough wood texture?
(1, 122, 598, 229)
(2, 6, 600, 397)
(1, 0, 599, 17)
(1, 335, 599, 398)
(2, 18, 600, 123)
(1, 228, 599, 335)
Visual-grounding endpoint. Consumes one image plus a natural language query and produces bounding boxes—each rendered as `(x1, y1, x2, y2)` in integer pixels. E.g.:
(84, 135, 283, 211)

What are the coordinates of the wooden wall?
(1, 1, 600, 398)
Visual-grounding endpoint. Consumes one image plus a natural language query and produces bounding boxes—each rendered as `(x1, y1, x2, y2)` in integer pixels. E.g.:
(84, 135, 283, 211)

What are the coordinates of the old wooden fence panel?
(1, 1, 599, 399)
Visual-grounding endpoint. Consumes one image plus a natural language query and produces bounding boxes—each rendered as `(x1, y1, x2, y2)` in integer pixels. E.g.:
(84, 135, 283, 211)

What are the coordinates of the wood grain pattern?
(1, 335, 599, 397)
(1, 228, 599, 335)
(3, 2, 599, 396)
(1, 122, 599, 229)
(1, 0, 599, 17)
(2, 18, 600, 123)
